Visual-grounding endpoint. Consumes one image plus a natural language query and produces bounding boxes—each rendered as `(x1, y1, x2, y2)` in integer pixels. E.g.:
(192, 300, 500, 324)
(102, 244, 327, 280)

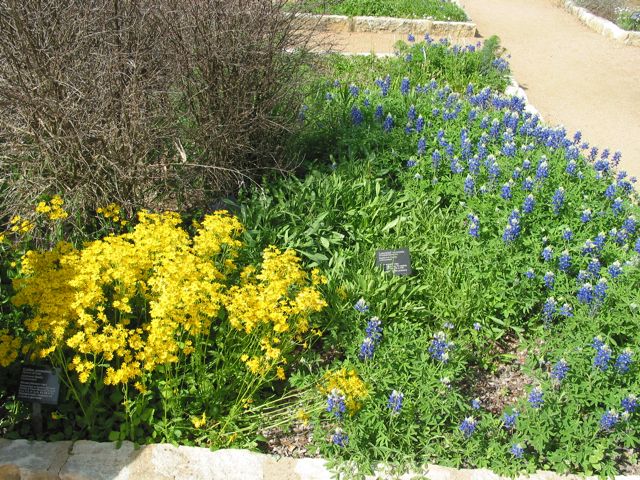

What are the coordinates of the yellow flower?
(320, 368, 368, 415)
(191, 412, 207, 429)
(276, 366, 286, 380)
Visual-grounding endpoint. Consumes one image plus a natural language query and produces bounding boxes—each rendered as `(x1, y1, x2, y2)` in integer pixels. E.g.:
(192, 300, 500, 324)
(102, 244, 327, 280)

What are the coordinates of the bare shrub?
(0, 0, 319, 225)
(157, 0, 319, 205)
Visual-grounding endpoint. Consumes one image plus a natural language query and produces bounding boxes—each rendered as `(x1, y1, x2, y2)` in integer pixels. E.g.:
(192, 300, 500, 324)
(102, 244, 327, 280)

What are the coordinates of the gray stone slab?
(0, 439, 72, 480)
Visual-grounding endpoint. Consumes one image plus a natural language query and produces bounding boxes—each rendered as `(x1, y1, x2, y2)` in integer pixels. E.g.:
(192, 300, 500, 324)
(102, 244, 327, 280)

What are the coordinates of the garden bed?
(290, 0, 468, 21)
(2, 32, 640, 480)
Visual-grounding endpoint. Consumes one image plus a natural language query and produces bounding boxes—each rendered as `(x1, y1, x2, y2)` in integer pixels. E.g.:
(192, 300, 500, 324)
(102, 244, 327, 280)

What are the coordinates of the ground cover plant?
(292, 0, 467, 21)
(234, 36, 640, 476)
(1, 33, 639, 479)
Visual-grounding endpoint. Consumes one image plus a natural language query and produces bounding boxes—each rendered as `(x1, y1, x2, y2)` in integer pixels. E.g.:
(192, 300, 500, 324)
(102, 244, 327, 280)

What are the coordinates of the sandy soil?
(318, 0, 640, 179)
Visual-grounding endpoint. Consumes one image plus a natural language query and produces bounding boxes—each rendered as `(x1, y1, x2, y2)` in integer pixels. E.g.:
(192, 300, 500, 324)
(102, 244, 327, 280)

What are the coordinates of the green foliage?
(232, 36, 640, 476)
(294, 0, 467, 21)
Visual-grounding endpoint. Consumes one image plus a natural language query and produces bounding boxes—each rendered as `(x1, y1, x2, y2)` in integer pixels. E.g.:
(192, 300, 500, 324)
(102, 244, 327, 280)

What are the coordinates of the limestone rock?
(0, 439, 71, 480)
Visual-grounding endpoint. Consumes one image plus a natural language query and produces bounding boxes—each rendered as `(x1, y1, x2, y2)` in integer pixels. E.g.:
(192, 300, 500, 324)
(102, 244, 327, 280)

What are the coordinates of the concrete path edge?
(551, 0, 640, 46)
(1, 439, 640, 480)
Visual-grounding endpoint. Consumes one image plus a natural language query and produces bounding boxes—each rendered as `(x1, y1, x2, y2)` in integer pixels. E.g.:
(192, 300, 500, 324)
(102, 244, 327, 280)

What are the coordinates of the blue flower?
(592, 336, 605, 350)
(636, 237, 640, 255)
(327, 389, 346, 418)
(594, 278, 608, 302)
(354, 298, 369, 313)
(577, 283, 594, 304)
(359, 337, 375, 360)
(408, 33, 415, 42)
(551, 187, 565, 215)
(612, 198, 624, 215)
(535, 158, 549, 181)
(559, 251, 571, 272)
(472, 398, 481, 410)
(365, 317, 383, 343)
(581, 209, 592, 223)
(621, 394, 638, 414)
(417, 137, 426, 156)
(608, 261, 623, 278)
(416, 115, 424, 132)
(622, 215, 637, 235)
(468, 213, 480, 238)
(502, 217, 521, 243)
(501, 181, 513, 200)
(351, 106, 364, 126)
(464, 175, 475, 196)
(587, 258, 601, 277)
(566, 160, 578, 176)
(400, 77, 410, 95)
(473, 322, 481, 331)
(522, 176, 534, 191)
(551, 359, 570, 382)
(542, 297, 557, 323)
(331, 428, 348, 446)
(615, 349, 633, 374)
(488, 158, 500, 181)
(348, 84, 359, 98)
(593, 232, 606, 251)
(525, 268, 536, 279)
(604, 183, 617, 200)
(522, 194, 535, 214)
(375, 104, 384, 120)
(522, 159, 531, 170)
(544, 271, 555, 290)
(559, 303, 573, 317)
(383, 113, 394, 132)
(459, 416, 477, 438)
(582, 239, 596, 255)
(511, 443, 524, 459)
(593, 344, 612, 371)
(387, 390, 404, 413)
(542, 246, 554, 262)
(502, 411, 519, 430)
(406, 159, 418, 168)
(429, 331, 452, 363)
(528, 387, 544, 408)
(432, 150, 442, 170)
(562, 227, 574, 241)
(407, 104, 417, 121)
(599, 410, 619, 431)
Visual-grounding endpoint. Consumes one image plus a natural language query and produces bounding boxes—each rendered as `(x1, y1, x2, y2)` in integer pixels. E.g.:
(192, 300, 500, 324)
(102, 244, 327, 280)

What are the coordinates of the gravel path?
(323, 0, 640, 178)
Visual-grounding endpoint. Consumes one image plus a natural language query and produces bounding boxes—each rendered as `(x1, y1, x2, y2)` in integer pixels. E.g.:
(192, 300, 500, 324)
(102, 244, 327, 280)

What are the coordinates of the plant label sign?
(17, 366, 60, 405)
(375, 248, 412, 276)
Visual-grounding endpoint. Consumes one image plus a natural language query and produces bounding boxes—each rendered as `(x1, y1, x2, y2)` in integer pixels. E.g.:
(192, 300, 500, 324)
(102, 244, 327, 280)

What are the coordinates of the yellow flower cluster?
(10, 210, 327, 390)
(0, 329, 21, 367)
(35, 195, 68, 221)
(225, 246, 327, 378)
(8, 215, 34, 234)
(96, 203, 127, 226)
(320, 368, 368, 414)
(12, 211, 243, 386)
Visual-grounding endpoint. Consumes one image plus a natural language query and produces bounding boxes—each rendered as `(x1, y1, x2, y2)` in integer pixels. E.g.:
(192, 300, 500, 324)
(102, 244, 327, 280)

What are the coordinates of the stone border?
(294, 13, 476, 38)
(2, 439, 639, 480)
(551, 0, 640, 46)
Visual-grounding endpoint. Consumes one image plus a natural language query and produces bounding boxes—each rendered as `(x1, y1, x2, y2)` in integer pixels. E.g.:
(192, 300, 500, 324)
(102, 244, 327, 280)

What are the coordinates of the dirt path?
(461, 0, 640, 178)
(324, 0, 640, 179)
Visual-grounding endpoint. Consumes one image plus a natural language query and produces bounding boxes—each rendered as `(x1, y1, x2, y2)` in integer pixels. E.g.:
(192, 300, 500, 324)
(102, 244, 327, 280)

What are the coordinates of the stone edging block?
(293, 13, 477, 38)
(2, 439, 639, 480)
(551, 0, 640, 47)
